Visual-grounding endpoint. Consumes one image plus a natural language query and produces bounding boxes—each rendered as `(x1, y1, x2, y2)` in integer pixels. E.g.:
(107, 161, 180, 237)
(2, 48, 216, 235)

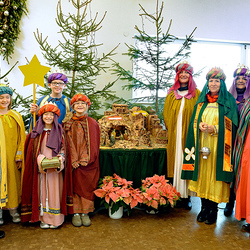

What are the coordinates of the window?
(133, 39, 248, 100)
(190, 40, 243, 90)
(246, 45, 250, 69)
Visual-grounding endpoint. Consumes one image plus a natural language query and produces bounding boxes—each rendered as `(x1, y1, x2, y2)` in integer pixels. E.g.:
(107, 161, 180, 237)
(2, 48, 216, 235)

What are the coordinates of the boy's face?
(49, 80, 66, 95)
(0, 94, 11, 110)
(42, 112, 54, 125)
(73, 101, 87, 116)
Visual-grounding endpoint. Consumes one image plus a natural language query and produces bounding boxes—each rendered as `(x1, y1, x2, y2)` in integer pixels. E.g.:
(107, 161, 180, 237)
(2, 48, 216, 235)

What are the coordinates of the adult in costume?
(233, 98, 250, 232)
(22, 103, 66, 229)
(63, 94, 100, 227)
(163, 62, 200, 209)
(229, 66, 250, 114)
(225, 66, 250, 216)
(29, 72, 71, 131)
(182, 68, 238, 224)
(0, 84, 26, 224)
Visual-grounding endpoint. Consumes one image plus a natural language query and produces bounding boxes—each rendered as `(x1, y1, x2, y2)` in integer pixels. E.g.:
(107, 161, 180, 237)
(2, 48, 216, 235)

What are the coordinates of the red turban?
(70, 93, 91, 107)
(175, 62, 194, 75)
(38, 104, 61, 117)
(168, 62, 197, 99)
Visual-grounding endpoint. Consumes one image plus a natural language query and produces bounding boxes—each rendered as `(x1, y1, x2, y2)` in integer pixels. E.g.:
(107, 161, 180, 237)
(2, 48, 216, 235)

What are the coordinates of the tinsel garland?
(0, 0, 28, 62)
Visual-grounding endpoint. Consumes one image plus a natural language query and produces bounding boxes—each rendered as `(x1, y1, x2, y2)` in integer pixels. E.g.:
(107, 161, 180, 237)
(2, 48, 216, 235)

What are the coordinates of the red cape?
(63, 116, 100, 214)
(21, 133, 69, 223)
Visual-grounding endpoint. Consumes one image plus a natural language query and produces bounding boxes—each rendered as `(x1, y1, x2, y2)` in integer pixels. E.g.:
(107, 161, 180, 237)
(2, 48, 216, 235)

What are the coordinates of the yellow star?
(18, 54, 51, 87)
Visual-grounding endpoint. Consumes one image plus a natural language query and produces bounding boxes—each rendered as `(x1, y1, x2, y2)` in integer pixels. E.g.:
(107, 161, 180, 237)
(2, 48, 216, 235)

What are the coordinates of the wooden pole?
(33, 83, 36, 125)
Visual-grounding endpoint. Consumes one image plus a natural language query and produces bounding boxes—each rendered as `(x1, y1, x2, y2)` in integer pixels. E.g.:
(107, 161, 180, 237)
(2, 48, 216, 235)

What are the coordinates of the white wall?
(1, 0, 250, 110)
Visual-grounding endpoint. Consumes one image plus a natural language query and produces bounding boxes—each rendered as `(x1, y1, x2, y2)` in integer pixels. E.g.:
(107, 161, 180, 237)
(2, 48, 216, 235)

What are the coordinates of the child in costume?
(63, 94, 100, 227)
(0, 84, 26, 224)
(22, 103, 67, 229)
(29, 72, 71, 131)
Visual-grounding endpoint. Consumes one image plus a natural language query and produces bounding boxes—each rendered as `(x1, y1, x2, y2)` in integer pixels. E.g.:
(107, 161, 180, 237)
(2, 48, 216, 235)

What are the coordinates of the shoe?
(205, 209, 217, 225)
(205, 201, 218, 225)
(81, 214, 91, 227)
(40, 222, 50, 229)
(0, 231, 5, 239)
(175, 199, 183, 208)
(183, 197, 192, 210)
(0, 218, 4, 225)
(224, 203, 234, 217)
(224, 187, 235, 217)
(197, 208, 208, 222)
(197, 198, 209, 222)
(49, 225, 58, 229)
(72, 213, 82, 227)
(12, 213, 21, 223)
(241, 224, 250, 232)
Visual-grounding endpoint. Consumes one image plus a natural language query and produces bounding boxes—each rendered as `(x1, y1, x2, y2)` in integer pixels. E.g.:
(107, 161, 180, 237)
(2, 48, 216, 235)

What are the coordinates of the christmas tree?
(0, 0, 28, 62)
(32, 0, 123, 119)
(112, 0, 196, 119)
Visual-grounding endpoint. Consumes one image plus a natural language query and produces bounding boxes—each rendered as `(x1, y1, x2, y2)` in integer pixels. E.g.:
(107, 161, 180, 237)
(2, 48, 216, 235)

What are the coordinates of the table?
(99, 148, 167, 188)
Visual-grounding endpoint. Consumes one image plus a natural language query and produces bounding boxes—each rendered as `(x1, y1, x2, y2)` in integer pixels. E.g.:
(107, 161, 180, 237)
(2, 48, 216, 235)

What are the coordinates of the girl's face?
(73, 101, 87, 116)
(0, 94, 11, 110)
(42, 112, 54, 126)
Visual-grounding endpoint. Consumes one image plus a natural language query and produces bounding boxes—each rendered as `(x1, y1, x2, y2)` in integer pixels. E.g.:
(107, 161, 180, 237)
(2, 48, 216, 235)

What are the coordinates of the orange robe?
(235, 129, 250, 223)
(63, 115, 100, 214)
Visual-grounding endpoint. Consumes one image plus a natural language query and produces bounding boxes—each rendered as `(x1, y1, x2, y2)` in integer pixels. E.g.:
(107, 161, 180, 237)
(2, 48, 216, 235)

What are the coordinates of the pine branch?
(12, 0, 121, 121)
(112, 0, 196, 115)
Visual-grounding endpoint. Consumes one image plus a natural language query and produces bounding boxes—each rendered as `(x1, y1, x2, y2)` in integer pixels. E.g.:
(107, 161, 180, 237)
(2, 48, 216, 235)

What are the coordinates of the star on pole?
(18, 54, 51, 125)
(18, 54, 51, 87)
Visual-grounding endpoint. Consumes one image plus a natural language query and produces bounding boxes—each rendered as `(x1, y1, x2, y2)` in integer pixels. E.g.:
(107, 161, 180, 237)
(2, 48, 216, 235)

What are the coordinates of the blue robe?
(28, 95, 71, 132)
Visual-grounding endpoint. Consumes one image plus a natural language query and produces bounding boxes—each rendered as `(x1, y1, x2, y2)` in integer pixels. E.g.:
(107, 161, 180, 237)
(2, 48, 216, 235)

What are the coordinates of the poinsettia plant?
(94, 174, 143, 215)
(141, 174, 181, 210)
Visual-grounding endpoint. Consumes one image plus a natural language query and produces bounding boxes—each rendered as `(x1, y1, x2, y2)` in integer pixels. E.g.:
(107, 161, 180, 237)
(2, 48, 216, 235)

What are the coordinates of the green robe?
(182, 80, 238, 183)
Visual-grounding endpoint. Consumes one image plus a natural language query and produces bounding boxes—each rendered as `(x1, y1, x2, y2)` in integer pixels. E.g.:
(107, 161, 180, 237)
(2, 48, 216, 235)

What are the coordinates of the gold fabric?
(0, 110, 26, 209)
(163, 89, 200, 177)
(189, 103, 230, 203)
(0, 117, 8, 207)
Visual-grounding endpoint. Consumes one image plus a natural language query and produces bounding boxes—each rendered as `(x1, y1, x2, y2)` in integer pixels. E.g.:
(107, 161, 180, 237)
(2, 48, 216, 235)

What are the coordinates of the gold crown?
(41, 101, 58, 108)
(236, 64, 249, 75)
(237, 63, 248, 69)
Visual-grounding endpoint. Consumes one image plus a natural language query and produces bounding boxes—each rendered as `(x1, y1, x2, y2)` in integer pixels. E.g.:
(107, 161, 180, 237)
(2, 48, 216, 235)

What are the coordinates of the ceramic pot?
(109, 206, 123, 219)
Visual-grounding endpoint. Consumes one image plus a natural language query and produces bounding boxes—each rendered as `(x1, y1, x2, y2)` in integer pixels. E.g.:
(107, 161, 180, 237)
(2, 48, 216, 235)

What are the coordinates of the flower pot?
(146, 208, 159, 215)
(109, 206, 123, 219)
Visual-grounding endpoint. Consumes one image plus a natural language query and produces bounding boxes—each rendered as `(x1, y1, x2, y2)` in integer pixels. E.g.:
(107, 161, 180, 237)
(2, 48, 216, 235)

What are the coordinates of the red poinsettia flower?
(141, 174, 180, 210)
(94, 174, 143, 214)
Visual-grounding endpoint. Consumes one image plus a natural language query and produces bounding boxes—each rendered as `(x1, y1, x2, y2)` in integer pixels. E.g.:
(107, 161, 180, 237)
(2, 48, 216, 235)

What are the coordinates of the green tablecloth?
(99, 148, 167, 188)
